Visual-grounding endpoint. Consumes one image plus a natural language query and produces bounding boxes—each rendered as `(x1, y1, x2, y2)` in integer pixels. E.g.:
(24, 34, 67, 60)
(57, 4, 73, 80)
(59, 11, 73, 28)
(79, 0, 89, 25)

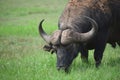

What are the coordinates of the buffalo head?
(39, 16, 98, 72)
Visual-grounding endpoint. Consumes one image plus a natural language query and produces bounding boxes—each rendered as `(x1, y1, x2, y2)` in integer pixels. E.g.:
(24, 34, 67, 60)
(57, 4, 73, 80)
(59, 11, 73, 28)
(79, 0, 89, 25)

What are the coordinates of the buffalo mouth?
(57, 66, 70, 72)
(56, 62, 72, 72)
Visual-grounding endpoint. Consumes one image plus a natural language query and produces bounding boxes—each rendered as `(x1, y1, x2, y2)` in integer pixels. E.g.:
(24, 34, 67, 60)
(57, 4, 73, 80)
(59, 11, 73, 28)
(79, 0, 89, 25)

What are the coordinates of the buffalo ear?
(43, 44, 56, 54)
(50, 49, 56, 54)
(43, 44, 52, 52)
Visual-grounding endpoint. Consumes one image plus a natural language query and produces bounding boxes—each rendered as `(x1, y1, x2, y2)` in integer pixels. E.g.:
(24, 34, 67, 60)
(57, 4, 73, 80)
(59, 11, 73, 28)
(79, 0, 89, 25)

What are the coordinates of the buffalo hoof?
(95, 62, 101, 68)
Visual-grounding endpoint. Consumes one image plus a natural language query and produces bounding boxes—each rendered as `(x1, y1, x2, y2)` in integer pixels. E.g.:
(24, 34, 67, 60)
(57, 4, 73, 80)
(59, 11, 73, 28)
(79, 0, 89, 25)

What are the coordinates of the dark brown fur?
(58, 0, 120, 68)
(40, 0, 120, 71)
(57, 0, 120, 69)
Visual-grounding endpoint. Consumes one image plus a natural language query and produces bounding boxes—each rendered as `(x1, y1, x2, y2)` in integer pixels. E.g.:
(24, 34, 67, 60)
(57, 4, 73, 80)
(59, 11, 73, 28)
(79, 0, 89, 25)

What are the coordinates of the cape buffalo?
(39, 0, 120, 72)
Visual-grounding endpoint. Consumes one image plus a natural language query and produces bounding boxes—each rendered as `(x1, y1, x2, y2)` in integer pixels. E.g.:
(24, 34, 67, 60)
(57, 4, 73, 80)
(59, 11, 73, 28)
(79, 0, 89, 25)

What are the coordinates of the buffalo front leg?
(79, 45, 88, 63)
(94, 34, 107, 67)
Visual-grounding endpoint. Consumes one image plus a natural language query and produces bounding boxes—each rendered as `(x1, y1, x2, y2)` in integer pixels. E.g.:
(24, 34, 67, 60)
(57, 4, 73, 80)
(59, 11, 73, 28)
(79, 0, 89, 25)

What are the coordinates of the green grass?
(0, 0, 120, 80)
(0, 0, 66, 36)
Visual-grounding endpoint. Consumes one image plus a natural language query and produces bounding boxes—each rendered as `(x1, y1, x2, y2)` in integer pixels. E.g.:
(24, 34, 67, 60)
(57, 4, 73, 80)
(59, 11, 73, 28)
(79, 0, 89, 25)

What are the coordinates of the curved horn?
(38, 19, 51, 43)
(77, 16, 98, 42)
(61, 16, 98, 45)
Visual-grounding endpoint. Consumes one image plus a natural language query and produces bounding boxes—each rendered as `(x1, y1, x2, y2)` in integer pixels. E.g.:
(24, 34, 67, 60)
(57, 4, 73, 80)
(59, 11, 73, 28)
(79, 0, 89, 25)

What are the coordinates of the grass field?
(0, 0, 120, 80)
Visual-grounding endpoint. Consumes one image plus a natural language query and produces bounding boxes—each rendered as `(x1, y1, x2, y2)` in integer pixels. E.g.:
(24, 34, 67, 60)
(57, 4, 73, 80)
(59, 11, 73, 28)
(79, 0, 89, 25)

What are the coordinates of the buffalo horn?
(38, 19, 51, 43)
(61, 16, 98, 45)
